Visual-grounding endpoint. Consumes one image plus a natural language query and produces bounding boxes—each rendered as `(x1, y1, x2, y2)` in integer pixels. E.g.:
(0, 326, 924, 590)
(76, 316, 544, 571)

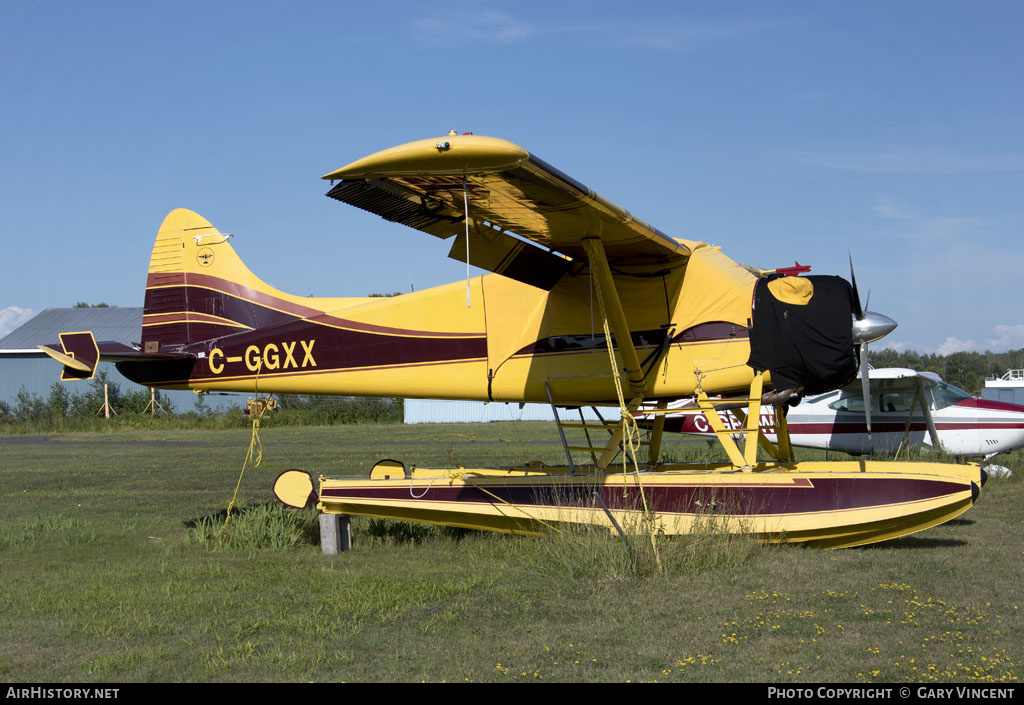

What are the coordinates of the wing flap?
(325, 179, 464, 240)
(447, 224, 572, 291)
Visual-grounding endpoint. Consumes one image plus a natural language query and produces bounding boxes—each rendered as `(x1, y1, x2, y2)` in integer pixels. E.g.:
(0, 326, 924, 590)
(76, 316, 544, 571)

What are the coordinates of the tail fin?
(143, 209, 299, 350)
(144, 209, 368, 351)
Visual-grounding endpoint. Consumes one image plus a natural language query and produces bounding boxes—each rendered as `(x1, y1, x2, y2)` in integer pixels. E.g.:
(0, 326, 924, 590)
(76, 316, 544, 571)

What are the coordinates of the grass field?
(1, 421, 1021, 683)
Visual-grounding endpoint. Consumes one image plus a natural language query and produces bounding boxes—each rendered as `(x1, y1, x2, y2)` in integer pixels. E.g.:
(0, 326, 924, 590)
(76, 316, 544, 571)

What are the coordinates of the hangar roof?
(0, 308, 143, 352)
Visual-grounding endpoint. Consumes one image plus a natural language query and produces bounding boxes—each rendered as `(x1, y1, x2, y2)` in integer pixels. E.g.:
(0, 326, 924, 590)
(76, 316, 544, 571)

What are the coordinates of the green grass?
(0, 422, 1021, 682)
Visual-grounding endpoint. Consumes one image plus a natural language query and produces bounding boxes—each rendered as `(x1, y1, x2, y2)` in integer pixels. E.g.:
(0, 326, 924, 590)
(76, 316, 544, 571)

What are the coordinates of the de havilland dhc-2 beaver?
(40, 133, 986, 548)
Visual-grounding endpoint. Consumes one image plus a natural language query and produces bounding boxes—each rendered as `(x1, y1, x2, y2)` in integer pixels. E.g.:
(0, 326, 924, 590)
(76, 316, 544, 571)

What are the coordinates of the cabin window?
(931, 381, 972, 410)
(878, 391, 917, 413)
(829, 395, 865, 413)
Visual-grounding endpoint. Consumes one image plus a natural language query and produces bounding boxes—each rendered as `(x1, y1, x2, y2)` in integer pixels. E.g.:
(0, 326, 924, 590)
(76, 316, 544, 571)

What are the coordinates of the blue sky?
(2, 1, 1022, 355)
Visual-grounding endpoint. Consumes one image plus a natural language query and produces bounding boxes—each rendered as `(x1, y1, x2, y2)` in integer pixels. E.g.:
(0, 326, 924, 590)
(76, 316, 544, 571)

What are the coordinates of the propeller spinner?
(849, 254, 898, 438)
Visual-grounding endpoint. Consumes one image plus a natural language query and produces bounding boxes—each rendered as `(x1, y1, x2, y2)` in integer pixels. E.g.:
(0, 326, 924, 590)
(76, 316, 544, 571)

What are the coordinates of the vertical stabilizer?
(141, 209, 367, 352)
(142, 209, 273, 350)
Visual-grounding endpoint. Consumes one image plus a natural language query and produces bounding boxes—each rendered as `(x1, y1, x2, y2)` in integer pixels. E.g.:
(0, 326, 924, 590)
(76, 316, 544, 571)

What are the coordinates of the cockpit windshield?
(931, 381, 972, 410)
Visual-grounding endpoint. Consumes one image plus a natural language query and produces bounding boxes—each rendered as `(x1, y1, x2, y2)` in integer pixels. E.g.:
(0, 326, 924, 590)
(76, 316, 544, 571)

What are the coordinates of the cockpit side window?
(878, 391, 917, 413)
(829, 394, 865, 413)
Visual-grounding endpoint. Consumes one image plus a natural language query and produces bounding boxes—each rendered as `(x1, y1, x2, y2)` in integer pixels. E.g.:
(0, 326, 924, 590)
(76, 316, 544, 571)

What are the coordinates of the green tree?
(46, 382, 70, 418)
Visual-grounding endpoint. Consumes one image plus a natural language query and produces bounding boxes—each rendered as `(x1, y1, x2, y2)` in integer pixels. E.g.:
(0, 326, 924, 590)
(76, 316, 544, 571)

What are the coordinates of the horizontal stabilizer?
(39, 331, 101, 381)
(37, 344, 92, 374)
(40, 332, 195, 381)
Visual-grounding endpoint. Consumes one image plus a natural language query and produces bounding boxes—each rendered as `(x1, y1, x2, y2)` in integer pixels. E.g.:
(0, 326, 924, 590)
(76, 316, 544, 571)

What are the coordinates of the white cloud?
(987, 324, 1024, 351)
(410, 10, 538, 45)
(873, 202, 914, 221)
(871, 198, 988, 244)
(879, 340, 910, 353)
(409, 10, 781, 50)
(0, 306, 35, 339)
(611, 19, 782, 51)
(936, 336, 981, 356)
(902, 325, 1024, 356)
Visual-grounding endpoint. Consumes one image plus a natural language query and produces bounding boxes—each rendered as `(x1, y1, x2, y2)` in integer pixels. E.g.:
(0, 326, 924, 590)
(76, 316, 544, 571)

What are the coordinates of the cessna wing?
(321, 134, 690, 289)
(840, 367, 941, 391)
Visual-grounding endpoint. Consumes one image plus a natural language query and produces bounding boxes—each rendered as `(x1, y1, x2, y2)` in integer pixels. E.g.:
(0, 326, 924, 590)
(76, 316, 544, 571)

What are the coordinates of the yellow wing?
(321, 134, 690, 273)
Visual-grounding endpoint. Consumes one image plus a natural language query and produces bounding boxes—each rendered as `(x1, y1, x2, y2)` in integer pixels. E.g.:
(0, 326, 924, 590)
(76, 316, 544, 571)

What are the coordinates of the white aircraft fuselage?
(654, 369, 1024, 458)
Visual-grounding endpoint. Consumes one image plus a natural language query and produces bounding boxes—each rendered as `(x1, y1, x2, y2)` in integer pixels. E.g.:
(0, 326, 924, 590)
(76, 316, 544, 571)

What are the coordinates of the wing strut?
(583, 238, 646, 399)
(583, 237, 647, 469)
(918, 381, 944, 451)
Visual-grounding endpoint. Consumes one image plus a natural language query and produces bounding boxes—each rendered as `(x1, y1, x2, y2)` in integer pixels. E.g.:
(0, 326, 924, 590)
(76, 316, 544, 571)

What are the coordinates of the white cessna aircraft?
(649, 368, 1024, 459)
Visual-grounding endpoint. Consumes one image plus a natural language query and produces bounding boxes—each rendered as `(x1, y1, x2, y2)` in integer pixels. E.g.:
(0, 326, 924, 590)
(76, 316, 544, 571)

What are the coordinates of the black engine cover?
(747, 274, 859, 396)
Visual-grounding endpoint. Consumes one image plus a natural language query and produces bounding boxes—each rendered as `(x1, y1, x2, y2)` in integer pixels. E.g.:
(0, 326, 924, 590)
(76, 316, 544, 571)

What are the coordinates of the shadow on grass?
(858, 536, 968, 550)
(361, 517, 472, 544)
(942, 518, 975, 526)
(185, 507, 231, 529)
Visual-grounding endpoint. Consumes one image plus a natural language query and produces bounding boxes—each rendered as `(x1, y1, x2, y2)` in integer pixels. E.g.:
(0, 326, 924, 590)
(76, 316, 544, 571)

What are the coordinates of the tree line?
(870, 347, 1024, 395)
(0, 370, 402, 433)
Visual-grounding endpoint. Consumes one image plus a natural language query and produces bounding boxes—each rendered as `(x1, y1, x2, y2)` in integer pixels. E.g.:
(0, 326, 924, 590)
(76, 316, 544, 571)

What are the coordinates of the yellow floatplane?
(42, 133, 983, 548)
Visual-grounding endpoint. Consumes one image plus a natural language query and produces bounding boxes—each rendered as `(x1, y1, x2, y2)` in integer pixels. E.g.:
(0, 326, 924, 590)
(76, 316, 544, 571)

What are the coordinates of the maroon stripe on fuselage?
(787, 421, 1024, 435)
(146, 272, 482, 338)
(512, 321, 750, 358)
(146, 284, 301, 336)
(143, 312, 247, 326)
(320, 476, 966, 516)
(513, 329, 668, 357)
(955, 397, 1024, 413)
(672, 321, 749, 343)
(135, 273, 489, 385)
(147, 321, 253, 343)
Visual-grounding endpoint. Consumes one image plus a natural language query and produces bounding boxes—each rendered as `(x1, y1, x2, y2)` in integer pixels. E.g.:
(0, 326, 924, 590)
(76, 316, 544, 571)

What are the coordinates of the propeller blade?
(861, 342, 872, 439)
(849, 252, 864, 320)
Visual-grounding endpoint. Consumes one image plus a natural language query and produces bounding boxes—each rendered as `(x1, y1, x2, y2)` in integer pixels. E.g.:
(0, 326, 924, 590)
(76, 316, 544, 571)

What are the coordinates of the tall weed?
(530, 504, 759, 585)
(187, 503, 320, 551)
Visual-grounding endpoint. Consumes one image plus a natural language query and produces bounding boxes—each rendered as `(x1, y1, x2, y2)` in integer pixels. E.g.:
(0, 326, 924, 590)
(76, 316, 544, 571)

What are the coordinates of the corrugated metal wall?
(982, 386, 1024, 406)
(0, 308, 248, 414)
(0, 353, 246, 413)
(404, 398, 621, 424)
